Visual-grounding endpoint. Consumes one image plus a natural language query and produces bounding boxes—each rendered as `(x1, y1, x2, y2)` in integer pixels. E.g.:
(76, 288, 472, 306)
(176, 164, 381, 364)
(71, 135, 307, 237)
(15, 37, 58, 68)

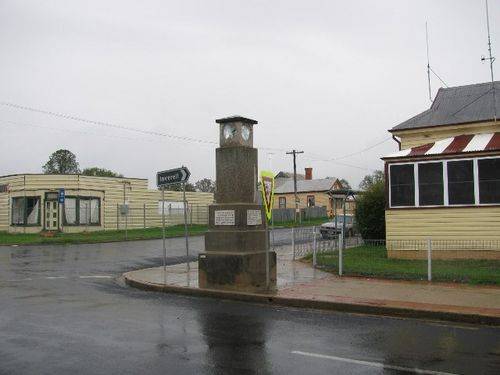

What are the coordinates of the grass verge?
(0, 225, 208, 246)
(303, 245, 500, 285)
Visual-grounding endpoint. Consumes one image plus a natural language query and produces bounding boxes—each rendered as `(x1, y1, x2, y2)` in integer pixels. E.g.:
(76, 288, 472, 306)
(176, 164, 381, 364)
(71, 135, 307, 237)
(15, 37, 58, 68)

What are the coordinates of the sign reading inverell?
(260, 170, 275, 222)
(157, 167, 191, 187)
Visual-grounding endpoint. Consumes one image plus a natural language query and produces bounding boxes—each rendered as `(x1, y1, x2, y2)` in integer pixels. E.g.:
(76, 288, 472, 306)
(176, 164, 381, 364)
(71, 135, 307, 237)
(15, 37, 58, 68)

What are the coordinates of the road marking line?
(291, 351, 459, 375)
(45, 276, 67, 279)
(78, 275, 113, 279)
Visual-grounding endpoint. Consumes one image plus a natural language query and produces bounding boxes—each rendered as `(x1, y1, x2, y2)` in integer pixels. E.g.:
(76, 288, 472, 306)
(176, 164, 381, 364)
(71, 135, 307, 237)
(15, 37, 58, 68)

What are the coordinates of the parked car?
(319, 215, 355, 239)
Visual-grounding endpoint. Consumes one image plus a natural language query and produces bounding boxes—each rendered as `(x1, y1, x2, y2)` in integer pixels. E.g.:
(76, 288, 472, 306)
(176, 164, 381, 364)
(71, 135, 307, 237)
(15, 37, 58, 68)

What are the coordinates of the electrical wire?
(0, 101, 218, 146)
(0, 100, 391, 171)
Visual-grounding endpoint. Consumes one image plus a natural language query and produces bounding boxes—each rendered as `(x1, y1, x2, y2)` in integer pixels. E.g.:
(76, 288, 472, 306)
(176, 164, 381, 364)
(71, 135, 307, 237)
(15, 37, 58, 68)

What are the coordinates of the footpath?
(123, 247, 500, 325)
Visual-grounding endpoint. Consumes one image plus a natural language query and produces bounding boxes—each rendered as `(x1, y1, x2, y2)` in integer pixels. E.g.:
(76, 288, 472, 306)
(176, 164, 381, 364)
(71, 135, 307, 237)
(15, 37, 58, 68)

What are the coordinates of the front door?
(45, 200, 58, 230)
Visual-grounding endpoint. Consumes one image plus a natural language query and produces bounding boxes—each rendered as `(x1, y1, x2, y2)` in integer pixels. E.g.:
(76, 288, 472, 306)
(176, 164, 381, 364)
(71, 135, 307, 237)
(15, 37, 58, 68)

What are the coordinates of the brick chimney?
(305, 167, 313, 180)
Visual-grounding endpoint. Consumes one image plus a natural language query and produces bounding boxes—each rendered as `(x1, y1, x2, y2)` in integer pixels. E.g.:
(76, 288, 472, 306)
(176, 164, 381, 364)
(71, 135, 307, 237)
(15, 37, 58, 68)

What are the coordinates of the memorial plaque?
(246, 209, 262, 226)
(214, 210, 235, 225)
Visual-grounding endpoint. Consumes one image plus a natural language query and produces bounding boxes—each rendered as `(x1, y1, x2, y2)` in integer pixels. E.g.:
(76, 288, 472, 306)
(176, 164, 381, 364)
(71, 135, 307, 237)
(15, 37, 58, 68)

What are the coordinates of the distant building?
(273, 168, 353, 217)
(274, 171, 304, 188)
(0, 174, 213, 233)
(383, 81, 500, 259)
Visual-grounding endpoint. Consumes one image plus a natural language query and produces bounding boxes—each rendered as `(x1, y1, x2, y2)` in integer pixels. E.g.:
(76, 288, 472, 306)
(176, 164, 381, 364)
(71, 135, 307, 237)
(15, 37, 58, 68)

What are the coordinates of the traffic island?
(123, 248, 500, 326)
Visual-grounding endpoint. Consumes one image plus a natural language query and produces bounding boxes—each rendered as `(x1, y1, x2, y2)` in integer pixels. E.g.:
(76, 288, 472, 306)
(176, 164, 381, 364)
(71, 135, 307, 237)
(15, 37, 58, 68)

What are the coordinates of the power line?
(0, 100, 390, 170)
(0, 101, 218, 146)
(0, 119, 171, 144)
(301, 155, 376, 171)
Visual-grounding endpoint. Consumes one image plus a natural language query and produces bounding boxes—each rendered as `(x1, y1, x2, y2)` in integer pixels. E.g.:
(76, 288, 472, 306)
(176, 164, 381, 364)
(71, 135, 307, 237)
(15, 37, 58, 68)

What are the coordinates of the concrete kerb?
(123, 271, 500, 326)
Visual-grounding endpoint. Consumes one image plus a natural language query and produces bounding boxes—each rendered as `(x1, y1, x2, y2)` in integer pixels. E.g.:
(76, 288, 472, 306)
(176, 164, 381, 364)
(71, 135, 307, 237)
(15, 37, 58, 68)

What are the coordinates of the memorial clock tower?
(198, 116, 277, 292)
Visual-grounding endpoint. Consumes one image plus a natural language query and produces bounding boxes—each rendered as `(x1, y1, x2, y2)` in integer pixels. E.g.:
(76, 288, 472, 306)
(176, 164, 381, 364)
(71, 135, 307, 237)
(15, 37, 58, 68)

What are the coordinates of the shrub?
(355, 180, 385, 239)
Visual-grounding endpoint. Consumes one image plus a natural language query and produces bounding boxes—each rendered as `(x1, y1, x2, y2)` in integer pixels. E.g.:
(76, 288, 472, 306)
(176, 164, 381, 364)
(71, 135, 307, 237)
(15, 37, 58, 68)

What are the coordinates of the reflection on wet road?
(0, 237, 499, 374)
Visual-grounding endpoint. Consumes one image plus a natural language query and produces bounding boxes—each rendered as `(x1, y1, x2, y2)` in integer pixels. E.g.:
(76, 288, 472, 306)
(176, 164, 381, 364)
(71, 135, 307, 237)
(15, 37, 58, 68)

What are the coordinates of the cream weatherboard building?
(0, 174, 213, 233)
(383, 81, 500, 259)
(273, 168, 355, 218)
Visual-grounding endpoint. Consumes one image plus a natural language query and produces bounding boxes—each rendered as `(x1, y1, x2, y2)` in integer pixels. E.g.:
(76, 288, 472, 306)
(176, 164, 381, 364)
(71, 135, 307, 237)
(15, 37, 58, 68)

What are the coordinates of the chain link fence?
(114, 203, 209, 230)
(285, 227, 499, 284)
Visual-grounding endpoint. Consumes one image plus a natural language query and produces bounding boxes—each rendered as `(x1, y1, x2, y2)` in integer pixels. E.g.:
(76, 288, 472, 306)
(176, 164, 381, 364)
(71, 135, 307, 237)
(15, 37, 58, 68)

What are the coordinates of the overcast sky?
(0, 0, 498, 188)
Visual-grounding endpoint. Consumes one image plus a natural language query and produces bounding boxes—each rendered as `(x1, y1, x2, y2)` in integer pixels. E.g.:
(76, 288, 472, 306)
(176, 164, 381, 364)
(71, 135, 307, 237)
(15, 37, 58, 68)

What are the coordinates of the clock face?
(223, 124, 236, 140)
(241, 125, 251, 141)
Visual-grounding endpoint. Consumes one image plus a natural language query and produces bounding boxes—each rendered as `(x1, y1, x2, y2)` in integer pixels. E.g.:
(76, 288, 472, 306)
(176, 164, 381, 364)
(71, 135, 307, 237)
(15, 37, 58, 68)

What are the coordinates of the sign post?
(162, 187, 166, 281)
(157, 167, 191, 282)
(260, 170, 275, 290)
(58, 189, 65, 232)
(182, 172, 190, 272)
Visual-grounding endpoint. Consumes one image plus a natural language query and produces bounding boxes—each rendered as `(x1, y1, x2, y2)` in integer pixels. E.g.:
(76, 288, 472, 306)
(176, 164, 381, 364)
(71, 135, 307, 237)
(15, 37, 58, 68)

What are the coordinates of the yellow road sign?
(260, 170, 275, 222)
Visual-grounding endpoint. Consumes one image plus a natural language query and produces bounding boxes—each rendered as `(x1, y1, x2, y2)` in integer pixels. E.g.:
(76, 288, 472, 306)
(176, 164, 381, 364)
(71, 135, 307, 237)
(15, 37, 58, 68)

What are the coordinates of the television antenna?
(480, 0, 496, 121)
(425, 22, 448, 103)
(426, 22, 432, 102)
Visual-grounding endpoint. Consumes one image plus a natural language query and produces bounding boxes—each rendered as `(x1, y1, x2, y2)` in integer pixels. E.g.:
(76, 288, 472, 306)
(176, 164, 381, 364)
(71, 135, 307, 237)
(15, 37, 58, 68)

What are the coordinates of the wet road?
(0, 236, 499, 374)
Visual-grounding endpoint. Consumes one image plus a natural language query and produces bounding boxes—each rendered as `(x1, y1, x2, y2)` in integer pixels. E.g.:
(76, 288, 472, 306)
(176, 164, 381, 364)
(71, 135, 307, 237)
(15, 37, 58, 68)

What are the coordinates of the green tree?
(195, 178, 215, 193)
(165, 182, 196, 192)
(359, 170, 384, 190)
(82, 167, 123, 177)
(355, 179, 386, 239)
(43, 149, 80, 174)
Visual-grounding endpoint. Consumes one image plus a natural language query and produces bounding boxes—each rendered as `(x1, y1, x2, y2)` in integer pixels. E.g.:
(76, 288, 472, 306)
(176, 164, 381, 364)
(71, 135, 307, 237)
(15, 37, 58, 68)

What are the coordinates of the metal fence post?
(143, 203, 146, 229)
(292, 227, 295, 260)
(312, 226, 317, 268)
(339, 228, 344, 276)
(427, 238, 432, 281)
(116, 203, 119, 230)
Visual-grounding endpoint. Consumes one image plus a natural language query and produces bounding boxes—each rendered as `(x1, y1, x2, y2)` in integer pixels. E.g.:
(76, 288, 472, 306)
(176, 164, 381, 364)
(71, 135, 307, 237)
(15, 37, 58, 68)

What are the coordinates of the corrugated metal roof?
(275, 177, 337, 194)
(392, 81, 500, 131)
(383, 132, 500, 159)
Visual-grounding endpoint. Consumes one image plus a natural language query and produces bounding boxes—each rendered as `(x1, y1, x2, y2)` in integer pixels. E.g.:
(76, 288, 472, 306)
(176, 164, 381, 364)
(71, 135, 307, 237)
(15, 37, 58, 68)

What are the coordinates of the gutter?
(392, 135, 401, 151)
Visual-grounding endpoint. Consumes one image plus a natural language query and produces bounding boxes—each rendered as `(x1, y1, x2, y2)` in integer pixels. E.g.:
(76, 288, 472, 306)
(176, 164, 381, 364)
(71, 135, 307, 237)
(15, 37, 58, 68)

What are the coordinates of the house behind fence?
(0, 174, 214, 233)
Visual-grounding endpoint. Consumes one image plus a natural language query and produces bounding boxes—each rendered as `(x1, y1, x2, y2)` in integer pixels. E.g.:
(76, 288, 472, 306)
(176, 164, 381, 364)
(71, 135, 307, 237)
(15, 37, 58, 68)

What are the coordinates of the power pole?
(286, 149, 304, 224)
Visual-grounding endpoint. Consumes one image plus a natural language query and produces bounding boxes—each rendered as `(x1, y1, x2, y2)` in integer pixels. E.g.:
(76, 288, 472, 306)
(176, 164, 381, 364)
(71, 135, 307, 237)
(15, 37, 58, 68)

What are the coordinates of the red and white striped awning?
(384, 132, 500, 159)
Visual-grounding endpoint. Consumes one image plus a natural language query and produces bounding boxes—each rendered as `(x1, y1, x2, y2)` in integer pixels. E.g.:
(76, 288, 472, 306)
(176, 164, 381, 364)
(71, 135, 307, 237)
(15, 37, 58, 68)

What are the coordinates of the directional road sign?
(157, 166, 191, 187)
(58, 188, 65, 204)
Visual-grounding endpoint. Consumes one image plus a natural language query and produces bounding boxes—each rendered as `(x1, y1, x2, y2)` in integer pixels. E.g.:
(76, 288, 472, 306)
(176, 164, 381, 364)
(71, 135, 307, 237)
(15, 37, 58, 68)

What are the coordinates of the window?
(418, 162, 444, 206)
(389, 157, 500, 208)
(307, 195, 315, 207)
(390, 164, 415, 207)
(448, 160, 474, 205)
(63, 197, 100, 225)
(79, 198, 100, 225)
(478, 158, 500, 204)
(64, 198, 77, 225)
(278, 197, 286, 209)
(11, 197, 40, 226)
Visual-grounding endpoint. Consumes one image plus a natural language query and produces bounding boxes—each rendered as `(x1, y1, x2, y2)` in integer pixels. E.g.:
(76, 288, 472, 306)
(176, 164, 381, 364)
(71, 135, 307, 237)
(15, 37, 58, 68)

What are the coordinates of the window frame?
(388, 155, 500, 209)
(278, 196, 286, 209)
(63, 196, 101, 226)
(307, 195, 315, 207)
(418, 161, 444, 206)
(11, 196, 41, 226)
(388, 162, 416, 208)
(477, 157, 500, 204)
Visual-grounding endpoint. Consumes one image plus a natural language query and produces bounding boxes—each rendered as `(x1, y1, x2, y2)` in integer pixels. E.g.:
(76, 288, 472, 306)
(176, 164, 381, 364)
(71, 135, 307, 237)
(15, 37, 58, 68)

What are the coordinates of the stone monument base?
(198, 251, 277, 293)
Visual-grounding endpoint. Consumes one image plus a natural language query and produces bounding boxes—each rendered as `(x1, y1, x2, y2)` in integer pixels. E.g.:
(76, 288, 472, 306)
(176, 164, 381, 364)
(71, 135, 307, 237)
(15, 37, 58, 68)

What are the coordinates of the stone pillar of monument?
(198, 116, 277, 292)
